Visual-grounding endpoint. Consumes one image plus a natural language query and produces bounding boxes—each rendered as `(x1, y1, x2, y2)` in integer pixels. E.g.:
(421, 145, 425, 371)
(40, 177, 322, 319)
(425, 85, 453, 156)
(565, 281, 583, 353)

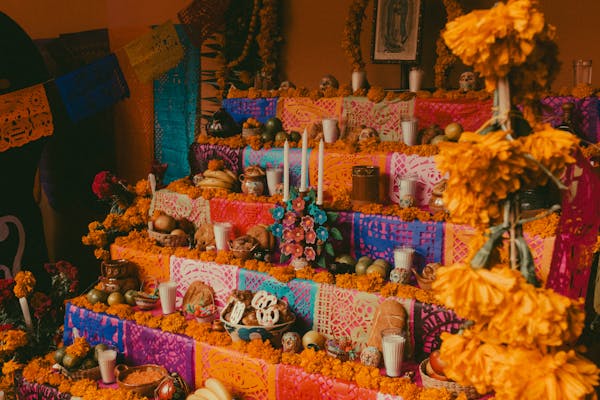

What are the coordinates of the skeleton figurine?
(459, 71, 477, 92)
(279, 80, 296, 91)
(319, 74, 339, 93)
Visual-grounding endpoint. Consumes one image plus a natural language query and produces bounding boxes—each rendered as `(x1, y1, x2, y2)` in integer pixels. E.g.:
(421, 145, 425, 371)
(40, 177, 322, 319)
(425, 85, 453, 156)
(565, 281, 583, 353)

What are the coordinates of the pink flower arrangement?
(270, 188, 343, 268)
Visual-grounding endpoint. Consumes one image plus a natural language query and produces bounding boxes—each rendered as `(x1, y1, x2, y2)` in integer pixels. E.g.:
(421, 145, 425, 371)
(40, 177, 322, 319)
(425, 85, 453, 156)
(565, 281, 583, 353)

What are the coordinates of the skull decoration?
(279, 81, 296, 91)
(281, 331, 302, 353)
(358, 127, 379, 142)
(319, 74, 339, 93)
(399, 194, 416, 209)
(360, 346, 382, 368)
(459, 71, 477, 92)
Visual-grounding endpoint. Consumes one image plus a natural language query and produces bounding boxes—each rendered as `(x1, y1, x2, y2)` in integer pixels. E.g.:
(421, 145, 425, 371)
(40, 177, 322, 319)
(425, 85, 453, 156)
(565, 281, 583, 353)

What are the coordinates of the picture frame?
(371, 0, 423, 63)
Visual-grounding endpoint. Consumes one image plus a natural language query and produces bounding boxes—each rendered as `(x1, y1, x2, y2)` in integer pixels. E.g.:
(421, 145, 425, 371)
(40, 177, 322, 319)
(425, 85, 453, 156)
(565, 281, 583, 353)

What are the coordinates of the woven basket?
(60, 365, 102, 381)
(419, 359, 480, 399)
(148, 228, 189, 247)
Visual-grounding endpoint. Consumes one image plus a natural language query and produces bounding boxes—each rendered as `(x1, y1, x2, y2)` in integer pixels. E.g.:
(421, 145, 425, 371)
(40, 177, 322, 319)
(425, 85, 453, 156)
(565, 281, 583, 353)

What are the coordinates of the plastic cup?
(401, 119, 419, 146)
(381, 328, 407, 377)
(213, 222, 233, 251)
(409, 67, 424, 92)
(398, 177, 417, 198)
(158, 281, 178, 315)
(394, 246, 415, 271)
(266, 167, 283, 196)
(322, 118, 340, 143)
(97, 345, 118, 384)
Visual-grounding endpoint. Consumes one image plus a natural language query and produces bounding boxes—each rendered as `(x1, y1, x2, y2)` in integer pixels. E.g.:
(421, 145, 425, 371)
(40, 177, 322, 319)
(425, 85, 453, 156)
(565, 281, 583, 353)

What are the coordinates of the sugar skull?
(282, 331, 302, 353)
(360, 346, 382, 368)
(358, 127, 379, 142)
(399, 194, 415, 209)
(279, 81, 296, 91)
(459, 71, 476, 92)
(319, 74, 339, 92)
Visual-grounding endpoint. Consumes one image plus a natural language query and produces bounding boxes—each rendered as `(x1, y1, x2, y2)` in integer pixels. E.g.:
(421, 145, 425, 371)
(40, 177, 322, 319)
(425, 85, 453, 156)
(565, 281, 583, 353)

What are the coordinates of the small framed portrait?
(371, 0, 423, 63)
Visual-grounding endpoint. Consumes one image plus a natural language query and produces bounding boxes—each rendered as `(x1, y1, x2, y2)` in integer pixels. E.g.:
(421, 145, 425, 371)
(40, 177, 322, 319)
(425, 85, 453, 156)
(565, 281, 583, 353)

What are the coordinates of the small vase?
(290, 257, 309, 270)
(352, 71, 367, 92)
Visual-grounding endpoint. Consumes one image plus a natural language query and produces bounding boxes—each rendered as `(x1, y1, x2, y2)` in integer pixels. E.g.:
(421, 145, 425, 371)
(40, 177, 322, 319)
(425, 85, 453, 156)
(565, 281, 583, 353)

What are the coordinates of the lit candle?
(283, 140, 290, 202)
(300, 128, 308, 192)
(317, 139, 324, 205)
(19, 297, 32, 329)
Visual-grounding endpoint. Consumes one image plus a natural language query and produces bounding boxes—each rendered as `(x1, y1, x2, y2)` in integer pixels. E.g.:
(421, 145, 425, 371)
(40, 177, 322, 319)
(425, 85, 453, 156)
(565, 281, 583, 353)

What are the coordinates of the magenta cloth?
(412, 301, 465, 360)
(539, 96, 599, 142)
(387, 152, 444, 208)
(63, 303, 125, 351)
(547, 150, 600, 299)
(16, 375, 71, 400)
(188, 142, 243, 176)
(123, 319, 195, 387)
(414, 97, 493, 132)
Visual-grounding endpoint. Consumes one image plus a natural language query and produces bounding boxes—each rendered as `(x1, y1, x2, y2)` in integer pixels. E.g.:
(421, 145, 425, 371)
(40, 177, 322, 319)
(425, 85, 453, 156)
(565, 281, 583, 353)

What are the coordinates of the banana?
(224, 169, 237, 182)
(203, 170, 237, 185)
(197, 178, 233, 189)
(204, 378, 232, 400)
(194, 388, 221, 400)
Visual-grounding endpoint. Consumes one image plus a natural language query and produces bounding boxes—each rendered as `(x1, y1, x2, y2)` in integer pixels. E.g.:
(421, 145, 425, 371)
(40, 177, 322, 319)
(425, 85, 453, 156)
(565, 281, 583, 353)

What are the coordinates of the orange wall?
(4, 0, 597, 91)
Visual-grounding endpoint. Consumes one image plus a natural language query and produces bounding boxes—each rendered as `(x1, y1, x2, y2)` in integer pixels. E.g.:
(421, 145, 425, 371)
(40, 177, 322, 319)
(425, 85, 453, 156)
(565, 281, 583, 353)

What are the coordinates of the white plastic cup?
(266, 167, 283, 196)
(97, 346, 118, 384)
(398, 178, 417, 199)
(322, 118, 340, 143)
(158, 281, 178, 315)
(381, 328, 406, 377)
(394, 246, 415, 271)
(401, 119, 419, 146)
(213, 222, 233, 251)
(409, 67, 424, 92)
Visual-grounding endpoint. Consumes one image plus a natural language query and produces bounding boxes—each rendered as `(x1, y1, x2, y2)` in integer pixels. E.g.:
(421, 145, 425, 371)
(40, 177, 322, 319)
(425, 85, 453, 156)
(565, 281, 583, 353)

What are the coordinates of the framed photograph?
(371, 0, 423, 63)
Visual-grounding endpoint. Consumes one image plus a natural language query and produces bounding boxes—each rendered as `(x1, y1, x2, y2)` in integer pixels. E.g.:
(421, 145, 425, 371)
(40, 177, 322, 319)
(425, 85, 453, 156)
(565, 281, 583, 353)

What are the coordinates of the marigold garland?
(342, 0, 369, 71)
(433, 0, 463, 88)
(0, 329, 28, 355)
(14, 270, 36, 298)
(65, 337, 91, 358)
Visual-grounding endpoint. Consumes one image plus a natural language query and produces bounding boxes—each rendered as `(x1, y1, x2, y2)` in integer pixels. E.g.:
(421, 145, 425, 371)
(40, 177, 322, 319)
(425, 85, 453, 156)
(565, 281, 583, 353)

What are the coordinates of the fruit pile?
(54, 338, 108, 372)
(328, 254, 391, 278)
(151, 214, 195, 238)
(424, 350, 449, 381)
(194, 169, 238, 191)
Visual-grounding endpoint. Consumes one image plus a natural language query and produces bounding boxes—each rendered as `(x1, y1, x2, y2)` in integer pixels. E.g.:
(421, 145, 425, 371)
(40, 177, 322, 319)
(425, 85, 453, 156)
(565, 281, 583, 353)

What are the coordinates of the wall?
(4, 0, 598, 91)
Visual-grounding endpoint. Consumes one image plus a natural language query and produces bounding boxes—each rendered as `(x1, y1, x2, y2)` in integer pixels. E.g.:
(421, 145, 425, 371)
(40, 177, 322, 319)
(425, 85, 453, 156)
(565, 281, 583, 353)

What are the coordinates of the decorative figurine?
(279, 81, 296, 91)
(459, 71, 477, 92)
(360, 346, 382, 368)
(282, 332, 302, 353)
(319, 74, 339, 93)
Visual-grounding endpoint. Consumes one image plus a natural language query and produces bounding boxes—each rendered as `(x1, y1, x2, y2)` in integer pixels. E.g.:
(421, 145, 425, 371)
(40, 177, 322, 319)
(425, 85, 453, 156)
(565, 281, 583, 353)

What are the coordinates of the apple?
(430, 135, 450, 145)
(366, 263, 387, 278)
(429, 350, 448, 376)
(302, 330, 326, 350)
(355, 256, 373, 275)
(444, 122, 464, 141)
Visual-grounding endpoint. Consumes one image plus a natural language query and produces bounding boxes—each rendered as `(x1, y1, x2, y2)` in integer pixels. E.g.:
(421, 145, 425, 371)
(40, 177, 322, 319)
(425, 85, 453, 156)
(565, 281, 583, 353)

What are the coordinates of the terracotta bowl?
(115, 364, 168, 397)
(134, 293, 159, 310)
(220, 311, 295, 347)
